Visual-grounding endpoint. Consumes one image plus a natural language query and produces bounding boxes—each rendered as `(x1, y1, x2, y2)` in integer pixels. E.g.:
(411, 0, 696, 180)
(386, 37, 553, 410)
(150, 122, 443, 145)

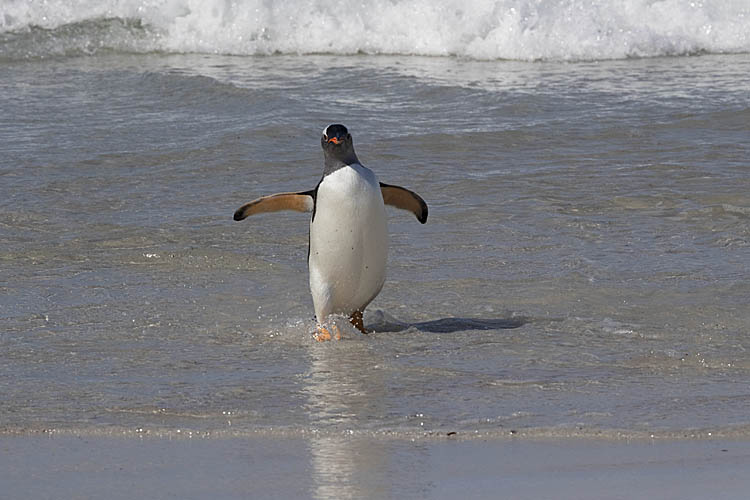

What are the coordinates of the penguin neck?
(323, 150, 360, 175)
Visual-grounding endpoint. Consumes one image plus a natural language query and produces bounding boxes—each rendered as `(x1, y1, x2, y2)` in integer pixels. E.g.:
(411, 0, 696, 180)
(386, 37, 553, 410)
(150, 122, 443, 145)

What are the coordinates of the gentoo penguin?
(233, 124, 428, 340)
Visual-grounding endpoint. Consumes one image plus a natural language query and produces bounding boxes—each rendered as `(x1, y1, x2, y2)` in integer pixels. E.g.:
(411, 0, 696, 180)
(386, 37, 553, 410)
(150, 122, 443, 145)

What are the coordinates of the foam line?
(2, 0, 749, 60)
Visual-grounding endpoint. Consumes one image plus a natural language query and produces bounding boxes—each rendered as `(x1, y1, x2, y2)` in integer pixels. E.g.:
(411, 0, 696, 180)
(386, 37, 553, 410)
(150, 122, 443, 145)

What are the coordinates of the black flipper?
(380, 183, 428, 223)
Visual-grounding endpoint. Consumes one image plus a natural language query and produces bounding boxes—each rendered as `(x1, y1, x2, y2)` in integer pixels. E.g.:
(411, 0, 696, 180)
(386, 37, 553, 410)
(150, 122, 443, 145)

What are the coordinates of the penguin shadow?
(366, 310, 528, 333)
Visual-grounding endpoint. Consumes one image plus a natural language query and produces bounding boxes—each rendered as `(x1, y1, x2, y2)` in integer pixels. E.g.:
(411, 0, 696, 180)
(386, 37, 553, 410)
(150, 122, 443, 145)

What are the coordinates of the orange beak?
(327, 136, 341, 144)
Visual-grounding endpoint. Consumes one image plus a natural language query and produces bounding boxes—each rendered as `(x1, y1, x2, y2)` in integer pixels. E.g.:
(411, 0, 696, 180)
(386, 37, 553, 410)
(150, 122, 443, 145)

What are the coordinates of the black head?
(321, 123, 358, 169)
(321, 123, 352, 148)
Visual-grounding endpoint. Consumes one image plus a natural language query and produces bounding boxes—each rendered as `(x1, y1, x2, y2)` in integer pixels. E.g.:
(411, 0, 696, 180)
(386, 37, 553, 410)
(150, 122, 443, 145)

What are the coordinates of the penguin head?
(321, 123, 354, 155)
(321, 124, 359, 170)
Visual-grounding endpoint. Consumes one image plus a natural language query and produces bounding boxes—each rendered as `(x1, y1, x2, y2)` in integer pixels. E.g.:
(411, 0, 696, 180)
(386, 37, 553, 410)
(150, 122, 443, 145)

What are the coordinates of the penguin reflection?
(304, 331, 390, 499)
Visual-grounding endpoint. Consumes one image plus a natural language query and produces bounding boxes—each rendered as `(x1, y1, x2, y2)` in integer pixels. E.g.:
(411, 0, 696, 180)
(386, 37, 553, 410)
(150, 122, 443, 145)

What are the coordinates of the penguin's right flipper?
(233, 191, 314, 221)
(380, 183, 428, 224)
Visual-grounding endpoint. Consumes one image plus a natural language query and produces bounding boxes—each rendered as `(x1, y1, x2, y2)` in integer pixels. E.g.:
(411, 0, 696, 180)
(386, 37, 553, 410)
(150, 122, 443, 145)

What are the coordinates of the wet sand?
(2, 435, 749, 499)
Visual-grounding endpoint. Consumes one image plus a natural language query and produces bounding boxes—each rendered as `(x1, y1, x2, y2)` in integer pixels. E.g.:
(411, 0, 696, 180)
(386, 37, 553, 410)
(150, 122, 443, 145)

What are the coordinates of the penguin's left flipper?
(380, 183, 428, 224)
(233, 191, 315, 221)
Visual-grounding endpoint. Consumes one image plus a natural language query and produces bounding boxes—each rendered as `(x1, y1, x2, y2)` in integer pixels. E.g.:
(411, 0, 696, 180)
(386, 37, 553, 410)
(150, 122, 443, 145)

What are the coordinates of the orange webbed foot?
(314, 323, 341, 342)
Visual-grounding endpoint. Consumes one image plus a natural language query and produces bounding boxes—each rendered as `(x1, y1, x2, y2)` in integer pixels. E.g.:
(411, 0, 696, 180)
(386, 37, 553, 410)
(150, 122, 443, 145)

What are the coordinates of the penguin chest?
(308, 164, 388, 314)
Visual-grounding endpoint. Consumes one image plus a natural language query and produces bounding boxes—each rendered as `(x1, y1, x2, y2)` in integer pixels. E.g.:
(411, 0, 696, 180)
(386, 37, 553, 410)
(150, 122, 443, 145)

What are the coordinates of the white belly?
(308, 164, 388, 320)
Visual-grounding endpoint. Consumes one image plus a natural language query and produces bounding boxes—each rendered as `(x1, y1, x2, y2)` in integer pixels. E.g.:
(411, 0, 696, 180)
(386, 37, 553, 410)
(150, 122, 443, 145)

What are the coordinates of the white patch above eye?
(322, 124, 330, 137)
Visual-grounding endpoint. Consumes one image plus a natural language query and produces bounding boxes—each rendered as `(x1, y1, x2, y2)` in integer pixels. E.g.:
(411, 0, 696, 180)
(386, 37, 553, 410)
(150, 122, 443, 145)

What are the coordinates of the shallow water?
(1, 50, 750, 441)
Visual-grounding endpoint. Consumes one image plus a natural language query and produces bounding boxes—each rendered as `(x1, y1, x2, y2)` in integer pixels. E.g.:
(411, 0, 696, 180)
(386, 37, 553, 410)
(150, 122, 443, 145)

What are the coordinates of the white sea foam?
(1, 0, 749, 61)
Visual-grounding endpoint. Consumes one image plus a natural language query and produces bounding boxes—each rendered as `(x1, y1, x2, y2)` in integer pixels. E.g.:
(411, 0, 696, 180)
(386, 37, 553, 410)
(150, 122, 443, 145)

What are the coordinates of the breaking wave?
(1, 0, 749, 61)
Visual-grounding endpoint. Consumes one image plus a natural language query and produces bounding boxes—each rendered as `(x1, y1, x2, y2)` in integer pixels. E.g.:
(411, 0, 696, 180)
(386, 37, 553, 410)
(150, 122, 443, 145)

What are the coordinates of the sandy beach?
(2, 434, 749, 499)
